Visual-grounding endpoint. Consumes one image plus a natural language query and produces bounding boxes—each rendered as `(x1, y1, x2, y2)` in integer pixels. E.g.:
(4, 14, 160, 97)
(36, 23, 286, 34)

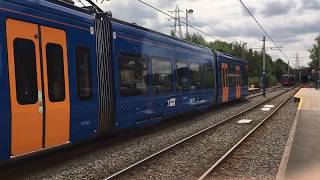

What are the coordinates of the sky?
(76, 0, 320, 67)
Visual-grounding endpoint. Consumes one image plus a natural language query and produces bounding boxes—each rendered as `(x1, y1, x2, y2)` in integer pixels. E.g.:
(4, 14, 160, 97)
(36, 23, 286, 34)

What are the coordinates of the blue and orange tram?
(0, 0, 248, 161)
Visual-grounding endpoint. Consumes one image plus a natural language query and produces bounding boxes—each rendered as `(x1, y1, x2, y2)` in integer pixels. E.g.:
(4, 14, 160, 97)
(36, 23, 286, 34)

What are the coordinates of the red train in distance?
(281, 74, 295, 86)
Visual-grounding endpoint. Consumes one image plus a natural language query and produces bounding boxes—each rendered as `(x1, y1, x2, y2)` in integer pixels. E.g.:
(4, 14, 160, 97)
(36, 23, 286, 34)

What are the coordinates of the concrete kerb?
(275, 97, 301, 180)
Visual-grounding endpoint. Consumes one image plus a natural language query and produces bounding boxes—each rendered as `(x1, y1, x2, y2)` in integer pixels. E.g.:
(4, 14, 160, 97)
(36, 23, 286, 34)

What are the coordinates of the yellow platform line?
(298, 98, 303, 110)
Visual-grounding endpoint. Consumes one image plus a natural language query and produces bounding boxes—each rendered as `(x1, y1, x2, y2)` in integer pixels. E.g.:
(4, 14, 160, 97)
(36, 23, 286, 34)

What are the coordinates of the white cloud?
(96, 0, 319, 66)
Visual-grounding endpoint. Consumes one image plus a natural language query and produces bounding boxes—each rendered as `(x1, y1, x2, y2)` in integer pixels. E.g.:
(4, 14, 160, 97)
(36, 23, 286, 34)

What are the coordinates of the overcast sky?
(81, 0, 320, 67)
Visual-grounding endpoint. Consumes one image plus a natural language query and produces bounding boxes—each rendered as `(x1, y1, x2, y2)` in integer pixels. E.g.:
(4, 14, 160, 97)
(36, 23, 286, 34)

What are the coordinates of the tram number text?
(80, 121, 91, 127)
(167, 98, 176, 107)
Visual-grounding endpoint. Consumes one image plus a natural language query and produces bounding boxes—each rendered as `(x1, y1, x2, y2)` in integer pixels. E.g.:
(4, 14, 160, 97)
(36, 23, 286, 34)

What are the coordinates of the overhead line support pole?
(287, 61, 290, 75)
(318, 38, 320, 82)
(262, 36, 266, 97)
(294, 53, 297, 79)
(186, 9, 188, 40)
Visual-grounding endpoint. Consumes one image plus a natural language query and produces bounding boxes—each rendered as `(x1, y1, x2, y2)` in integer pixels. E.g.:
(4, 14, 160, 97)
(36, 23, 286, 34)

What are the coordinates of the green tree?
(273, 58, 289, 81)
(207, 40, 233, 54)
(185, 33, 207, 46)
(182, 32, 281, 87)
(309, 35, 320, 70)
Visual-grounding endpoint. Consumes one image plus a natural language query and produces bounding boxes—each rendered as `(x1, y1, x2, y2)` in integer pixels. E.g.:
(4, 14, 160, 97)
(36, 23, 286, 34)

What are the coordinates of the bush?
(248, 76, 261, 88)
(267, 74, 278, 87)
(247, 75, 278, 88)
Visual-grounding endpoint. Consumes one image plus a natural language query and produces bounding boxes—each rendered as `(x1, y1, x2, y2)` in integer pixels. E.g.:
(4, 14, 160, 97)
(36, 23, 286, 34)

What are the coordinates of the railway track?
(104, 85, 302, 180)
(246, 85, 284, 99)
(251, 85, 283, 94)
(0, 86, 297, 179)
(0, 85, 291, 179)
(198, 85, 302, 180)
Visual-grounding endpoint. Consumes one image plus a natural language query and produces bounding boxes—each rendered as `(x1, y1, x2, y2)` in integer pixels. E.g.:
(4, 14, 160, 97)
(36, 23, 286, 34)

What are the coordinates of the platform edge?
(276, 99, 301, 180)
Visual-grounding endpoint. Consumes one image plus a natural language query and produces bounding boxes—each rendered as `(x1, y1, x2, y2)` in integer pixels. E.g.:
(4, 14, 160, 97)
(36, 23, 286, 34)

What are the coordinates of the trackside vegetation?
(183, 33, 293, 88)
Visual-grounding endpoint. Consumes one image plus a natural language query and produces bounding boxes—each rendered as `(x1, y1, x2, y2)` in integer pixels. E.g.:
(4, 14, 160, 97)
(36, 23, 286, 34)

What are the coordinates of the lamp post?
(185, 9, 194, 40)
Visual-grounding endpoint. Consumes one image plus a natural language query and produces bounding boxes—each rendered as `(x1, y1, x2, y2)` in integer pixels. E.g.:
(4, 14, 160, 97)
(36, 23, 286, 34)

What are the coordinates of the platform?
(277, 88, 320, 179)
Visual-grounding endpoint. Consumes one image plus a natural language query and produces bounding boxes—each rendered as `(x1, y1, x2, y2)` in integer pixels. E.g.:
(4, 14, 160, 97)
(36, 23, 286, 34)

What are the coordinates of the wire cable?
(75, 0, 86, 7)
(77, 0, 290, 63)
(238, 0, 290, 61)
(136, 0, 219, 41)
(137, 0, 290, 63)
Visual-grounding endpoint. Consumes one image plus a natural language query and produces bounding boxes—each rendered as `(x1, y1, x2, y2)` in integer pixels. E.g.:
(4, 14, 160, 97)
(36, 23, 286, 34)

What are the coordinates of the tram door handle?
(38, 91, 44, 114)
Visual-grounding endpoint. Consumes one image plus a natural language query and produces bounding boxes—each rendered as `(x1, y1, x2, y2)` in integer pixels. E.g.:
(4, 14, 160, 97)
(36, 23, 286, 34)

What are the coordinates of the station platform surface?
(277, 88, 320, 179)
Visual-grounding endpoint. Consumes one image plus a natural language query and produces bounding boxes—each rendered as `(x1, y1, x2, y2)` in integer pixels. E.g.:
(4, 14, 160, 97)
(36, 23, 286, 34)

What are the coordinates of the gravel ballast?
(210, 97, 298, 179)
(0, 88, 288, 179)
(112, 88, 298, 179)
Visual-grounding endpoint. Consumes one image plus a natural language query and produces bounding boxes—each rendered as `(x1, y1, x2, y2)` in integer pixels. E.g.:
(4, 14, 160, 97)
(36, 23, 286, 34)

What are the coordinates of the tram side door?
(40, 26, 70, 148)
(6, 19, 70, 156)
(222, 63, 229, 103)
(236, 66, 241, 99)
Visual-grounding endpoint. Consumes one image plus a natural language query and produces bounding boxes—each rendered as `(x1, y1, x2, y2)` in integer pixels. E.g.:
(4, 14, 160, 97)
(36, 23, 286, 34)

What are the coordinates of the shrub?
(267, 74, 278, 87)
(248, 76, 261, 88)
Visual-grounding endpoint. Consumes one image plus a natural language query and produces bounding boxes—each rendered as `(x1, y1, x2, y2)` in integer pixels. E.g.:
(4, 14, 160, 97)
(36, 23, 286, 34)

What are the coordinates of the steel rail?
(198, 85, 302, 180)
(104, 86, 298, 180)
(246, 85, 284, 99)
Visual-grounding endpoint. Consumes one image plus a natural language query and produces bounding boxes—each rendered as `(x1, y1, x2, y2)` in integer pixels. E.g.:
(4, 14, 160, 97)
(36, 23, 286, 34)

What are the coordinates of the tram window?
(235, 68, 238, 86)
(222, 67, 226, 87)
(222, 68, 227, 87)
(236, 69, 239, 86)
(76, 46, 92, 100)
(190, 63, 202, 90)
(13, 38, 38, 105)
(203, 63, 214, 89)
(237, 68, 241, 86)
(228, 64, 236, 87)
(176, 61, 189, 91)
(46, 43, 66, 102)
(152, 58, 172, 94)
(225, 68, 228, 87)
(119, 54, 148, 96)
(242, 67, 248, 86)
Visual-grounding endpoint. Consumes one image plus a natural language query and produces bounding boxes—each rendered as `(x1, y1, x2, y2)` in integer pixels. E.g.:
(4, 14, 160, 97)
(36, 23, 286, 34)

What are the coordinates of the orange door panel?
(222, 63, 229, 103)
(236, 66, 241, 99)
(221, 65, 225, 103)
(6, 19, 43, 156)
(40, 26, 70, 148)
(225, 66, 229, 102)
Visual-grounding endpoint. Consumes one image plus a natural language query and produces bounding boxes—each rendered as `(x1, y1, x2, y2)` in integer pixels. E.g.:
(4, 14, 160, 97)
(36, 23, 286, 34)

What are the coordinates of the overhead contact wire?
(238, 0, 290, 62)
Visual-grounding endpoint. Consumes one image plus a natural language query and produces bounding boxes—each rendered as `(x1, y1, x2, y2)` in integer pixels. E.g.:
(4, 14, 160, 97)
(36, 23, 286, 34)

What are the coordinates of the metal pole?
(242, 47, 245, 59)
(318, 39, 320, 82)
(242, 43, 247, 60)
(186, 9, 188, 40)
(262, 36, 266, 97)
(287, 61, 290, 75)
(294, 53, 297, 79)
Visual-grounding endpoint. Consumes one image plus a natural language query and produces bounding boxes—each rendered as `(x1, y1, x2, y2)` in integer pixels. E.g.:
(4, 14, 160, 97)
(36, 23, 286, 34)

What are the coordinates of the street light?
(186, 9, 194, 40)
